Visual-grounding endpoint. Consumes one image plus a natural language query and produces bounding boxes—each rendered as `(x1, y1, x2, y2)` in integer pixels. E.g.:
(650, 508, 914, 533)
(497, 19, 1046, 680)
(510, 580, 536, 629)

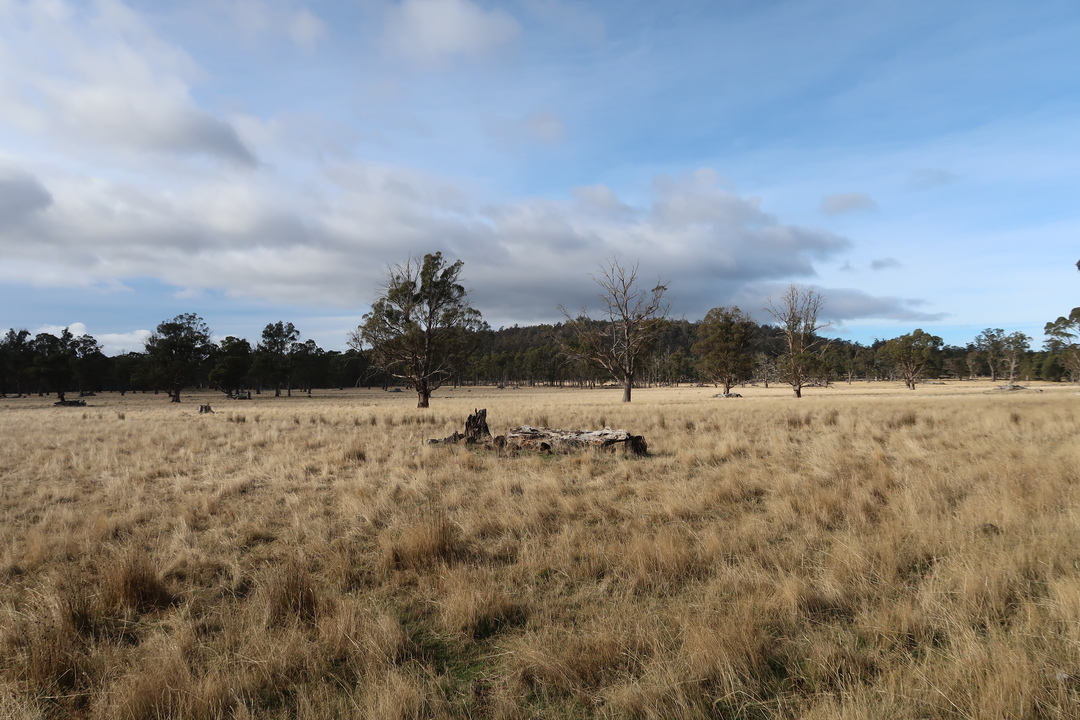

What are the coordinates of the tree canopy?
(144, 313, 214, 402)
(352, 252, 487, 408)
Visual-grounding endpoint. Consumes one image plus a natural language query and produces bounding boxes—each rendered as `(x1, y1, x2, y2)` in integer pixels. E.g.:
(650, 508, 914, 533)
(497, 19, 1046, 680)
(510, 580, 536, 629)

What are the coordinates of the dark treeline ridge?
(2, 312, 1076, 401)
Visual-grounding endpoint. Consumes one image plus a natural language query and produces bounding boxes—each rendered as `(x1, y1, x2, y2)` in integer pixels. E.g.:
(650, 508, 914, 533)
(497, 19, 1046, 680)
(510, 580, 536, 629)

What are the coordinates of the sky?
(1, 0, 1078, 355)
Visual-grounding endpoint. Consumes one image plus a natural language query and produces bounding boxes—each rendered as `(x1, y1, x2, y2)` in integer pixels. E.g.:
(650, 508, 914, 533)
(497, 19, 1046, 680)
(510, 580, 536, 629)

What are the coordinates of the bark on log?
(427, 410, 648, 456)
(505, 426, 648, 456)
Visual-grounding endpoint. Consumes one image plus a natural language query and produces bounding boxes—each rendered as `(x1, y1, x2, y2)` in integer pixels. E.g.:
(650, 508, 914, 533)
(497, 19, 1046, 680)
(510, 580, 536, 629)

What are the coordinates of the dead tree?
(559, 258, 670, 402)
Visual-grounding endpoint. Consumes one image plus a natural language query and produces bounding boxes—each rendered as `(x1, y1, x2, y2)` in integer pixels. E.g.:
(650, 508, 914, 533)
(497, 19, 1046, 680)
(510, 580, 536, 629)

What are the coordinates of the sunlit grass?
(1, 380, 1078, 718)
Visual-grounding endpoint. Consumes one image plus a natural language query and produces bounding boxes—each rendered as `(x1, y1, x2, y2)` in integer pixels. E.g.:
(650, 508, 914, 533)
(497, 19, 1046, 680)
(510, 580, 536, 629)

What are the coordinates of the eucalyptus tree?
(880, 329, 944, 389)
(765, 284, 829, 398)
(352, 252, 487, 408)
(144, 313, 214, 402)
(692, 306, 756, 394)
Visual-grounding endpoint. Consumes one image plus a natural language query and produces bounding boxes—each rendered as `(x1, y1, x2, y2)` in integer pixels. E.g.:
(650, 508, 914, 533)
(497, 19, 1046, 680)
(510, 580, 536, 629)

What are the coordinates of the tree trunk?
(170, 387, 181, 403)
(622, 375, 632, 403)
(793, 384, 802, 398)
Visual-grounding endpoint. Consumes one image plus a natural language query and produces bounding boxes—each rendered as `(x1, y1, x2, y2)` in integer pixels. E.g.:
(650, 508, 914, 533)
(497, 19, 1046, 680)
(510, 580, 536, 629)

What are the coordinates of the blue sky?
(1, 0, 1078, 354)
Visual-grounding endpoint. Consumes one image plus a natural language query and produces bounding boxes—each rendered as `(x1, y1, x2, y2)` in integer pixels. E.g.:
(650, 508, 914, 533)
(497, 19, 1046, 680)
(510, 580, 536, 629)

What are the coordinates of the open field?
(2, 381, 1080, 719)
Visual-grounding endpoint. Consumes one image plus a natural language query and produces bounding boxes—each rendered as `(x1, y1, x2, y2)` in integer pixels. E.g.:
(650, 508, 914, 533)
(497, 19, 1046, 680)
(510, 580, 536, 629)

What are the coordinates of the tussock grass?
(1, 382, 1079, 718)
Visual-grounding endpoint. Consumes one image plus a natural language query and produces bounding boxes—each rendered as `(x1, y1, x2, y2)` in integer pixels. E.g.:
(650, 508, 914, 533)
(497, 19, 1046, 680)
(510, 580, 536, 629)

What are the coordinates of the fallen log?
(505, 425, 648, 456)
(427, 410, 648, 456)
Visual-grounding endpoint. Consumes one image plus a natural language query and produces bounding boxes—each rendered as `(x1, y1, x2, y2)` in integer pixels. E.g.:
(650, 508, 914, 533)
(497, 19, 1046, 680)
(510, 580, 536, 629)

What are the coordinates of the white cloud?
(33, 322, 89, 338)
(0, 165, 53, 226)
(382, 0, 520, 67)
(289, 8, 325, 49)
(821, 192, 879, 216)
(1, 156, 939, 329)
(571, 184, 633, 219)
(871, 257, 901, 271)
(96, 329, 153, 355)
(23, 322, 153, 354)
(0, 0, 256, 166)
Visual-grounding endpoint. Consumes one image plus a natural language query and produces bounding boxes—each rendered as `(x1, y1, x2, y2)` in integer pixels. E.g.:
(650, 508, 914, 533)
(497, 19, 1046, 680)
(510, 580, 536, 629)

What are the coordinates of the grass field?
(2, 380, 1079, 719)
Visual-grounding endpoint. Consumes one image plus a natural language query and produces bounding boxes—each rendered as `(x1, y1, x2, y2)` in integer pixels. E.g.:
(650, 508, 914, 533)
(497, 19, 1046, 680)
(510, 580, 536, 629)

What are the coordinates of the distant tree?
(942, 346, 971, 380)
(290, 339, 324, 395)
(72, 334, 107, 394)
(692, 306, 756, 394)
(880, 329, 944, 389)
(351, 252, 487, 408)
(144, 313, 214, 403)
(765, 284, 829, 398)
(30, 328, 77, 402)
(209, 336, 253, 397)
(256, 321, 300, 396)
(0, 329, 33, 396)
(559, 257, 670, 402)
(973, 328, 1006, 381)
(754, 351, 776, 388)
(1044, 308, 1080, 381)
(1001, 332, 1031, 383)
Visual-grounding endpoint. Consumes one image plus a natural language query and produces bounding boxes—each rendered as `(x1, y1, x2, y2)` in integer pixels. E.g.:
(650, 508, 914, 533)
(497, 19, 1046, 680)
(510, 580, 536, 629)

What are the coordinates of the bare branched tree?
(765, 284, 829, 398)
(559, 258, 670, 402)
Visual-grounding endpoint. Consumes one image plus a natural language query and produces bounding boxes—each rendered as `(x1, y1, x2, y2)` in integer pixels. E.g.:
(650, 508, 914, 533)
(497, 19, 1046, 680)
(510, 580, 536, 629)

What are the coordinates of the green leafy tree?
(72, 334, 107, 394)
(255, 321, 300, 396)
(765, 284, 829, 398)
(290, 339, 324, 395)
(144, 313, 214, 403)
(0, 329, 33, 396)
(558, 257, 670, 402)
(973, 328, 1006, 381)
(30, 329, 77, 401)
(692, 306, 756, 394)
(209, 336, 253, 397)
(880, 329, 944, 390)
(351, 252, 487, 408)
(1001, 331, 1031, 383)
(1044, 308, 1080, 381)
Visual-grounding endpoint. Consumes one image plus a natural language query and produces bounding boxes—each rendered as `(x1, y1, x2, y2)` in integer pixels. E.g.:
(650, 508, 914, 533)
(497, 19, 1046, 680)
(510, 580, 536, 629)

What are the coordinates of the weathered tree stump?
(199, 404, 214, 414)
(464, 408, 492, 443)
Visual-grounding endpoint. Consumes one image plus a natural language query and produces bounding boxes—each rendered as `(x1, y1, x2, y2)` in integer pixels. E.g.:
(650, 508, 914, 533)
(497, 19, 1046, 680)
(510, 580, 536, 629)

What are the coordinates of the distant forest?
(1, 314, 1075, 400)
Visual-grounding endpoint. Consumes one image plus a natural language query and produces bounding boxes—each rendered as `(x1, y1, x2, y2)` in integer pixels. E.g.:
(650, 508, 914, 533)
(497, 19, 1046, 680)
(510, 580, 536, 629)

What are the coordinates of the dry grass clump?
(1, 382, 1079, 718)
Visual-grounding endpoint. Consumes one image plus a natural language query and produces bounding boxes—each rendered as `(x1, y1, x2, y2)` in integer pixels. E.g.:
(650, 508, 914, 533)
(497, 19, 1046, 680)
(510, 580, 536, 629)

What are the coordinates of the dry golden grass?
(1, 380, 1079, 718)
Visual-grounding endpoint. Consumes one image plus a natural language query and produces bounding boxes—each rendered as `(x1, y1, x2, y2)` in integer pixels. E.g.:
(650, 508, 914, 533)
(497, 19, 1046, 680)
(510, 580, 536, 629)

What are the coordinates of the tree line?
(3, 254, 1078, 404)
